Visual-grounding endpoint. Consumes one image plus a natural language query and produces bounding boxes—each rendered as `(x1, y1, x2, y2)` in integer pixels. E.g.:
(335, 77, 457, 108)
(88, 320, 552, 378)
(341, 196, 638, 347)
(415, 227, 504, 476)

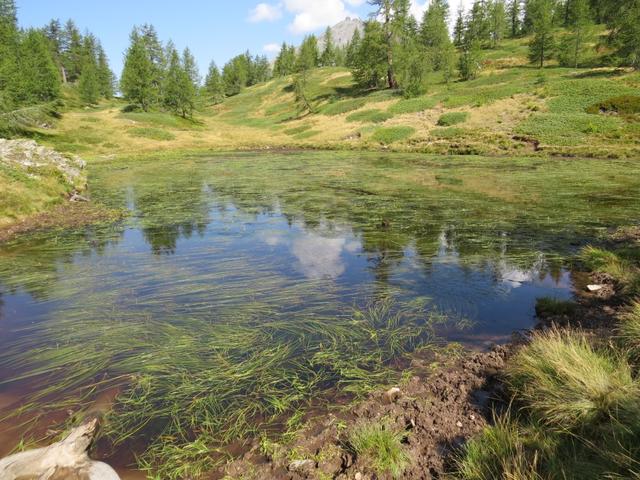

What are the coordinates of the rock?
(289, 459, 315, 473)
(384, 387, 401, 404)
(587, 284, 604, 292)
(355, 472, 363, 480)
(0, 418, 121, 480)
(456, 420, 463, 428)
(70, 192, 90, 202)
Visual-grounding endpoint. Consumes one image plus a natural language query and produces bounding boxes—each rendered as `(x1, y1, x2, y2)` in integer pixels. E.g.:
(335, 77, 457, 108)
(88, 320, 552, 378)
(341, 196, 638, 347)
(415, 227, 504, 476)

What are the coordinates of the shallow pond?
(1, 151, 639, 475)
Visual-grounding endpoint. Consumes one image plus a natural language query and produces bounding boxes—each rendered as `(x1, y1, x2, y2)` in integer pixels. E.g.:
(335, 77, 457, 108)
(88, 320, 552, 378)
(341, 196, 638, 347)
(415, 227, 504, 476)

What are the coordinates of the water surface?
(1, 151, 638, 471)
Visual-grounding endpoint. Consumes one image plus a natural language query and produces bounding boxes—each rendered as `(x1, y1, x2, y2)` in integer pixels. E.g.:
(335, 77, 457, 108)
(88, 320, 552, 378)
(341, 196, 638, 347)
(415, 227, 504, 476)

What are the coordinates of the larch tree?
(78, 60, 100, 104)
(351, 20, 388, 89)
(453, 4, 466, 47)
(120, 29, 155, 110)
(13, 29, 61, 105)
(560, 0, 592, 67)
(0, 0, 18, 109)
(528, 0, 556, 67)
(489, 0, 508, 46)
(420, 0, 452, 70)
(507, 0, 522, 37)
(204, 61, 224, 104)
(607, 0, 640, 69)
(163, 44, 195, 118)
(320, 27, 337, 67)
(296, 35, 319, 72)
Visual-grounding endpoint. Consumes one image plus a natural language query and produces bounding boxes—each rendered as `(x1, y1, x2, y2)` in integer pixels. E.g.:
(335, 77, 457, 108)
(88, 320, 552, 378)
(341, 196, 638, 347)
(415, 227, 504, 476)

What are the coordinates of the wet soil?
(221, 271, 625, 480)
(0, 201, 126, 244)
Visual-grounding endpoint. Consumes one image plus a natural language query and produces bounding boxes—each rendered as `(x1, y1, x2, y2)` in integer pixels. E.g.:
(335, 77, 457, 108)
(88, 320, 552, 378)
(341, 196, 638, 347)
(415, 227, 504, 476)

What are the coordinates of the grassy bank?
(456, 228, 640, 480)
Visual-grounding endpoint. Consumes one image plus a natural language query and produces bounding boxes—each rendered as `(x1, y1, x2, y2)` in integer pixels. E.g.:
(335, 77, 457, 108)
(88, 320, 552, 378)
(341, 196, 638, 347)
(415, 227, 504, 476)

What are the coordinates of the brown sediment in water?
(0, 202, 127, 243)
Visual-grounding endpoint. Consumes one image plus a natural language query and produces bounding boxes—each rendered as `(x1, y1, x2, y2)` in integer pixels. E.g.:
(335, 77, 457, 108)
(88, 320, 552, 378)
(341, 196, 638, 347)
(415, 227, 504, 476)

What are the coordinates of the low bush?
(320, 98, 367, 116)
(346, 109, 392, 124)
(388, 97, 437, 114)
(586, 95, 640, 115)
(347, 420, 409, 479)
(437, 112, 469, 126)
(371, 126, 415, 144)
(128, 127, 176, 141)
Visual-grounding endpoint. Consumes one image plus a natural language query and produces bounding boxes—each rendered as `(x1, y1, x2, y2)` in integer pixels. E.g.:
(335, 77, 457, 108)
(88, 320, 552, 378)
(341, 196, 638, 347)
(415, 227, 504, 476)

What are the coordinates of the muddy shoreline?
(220, 268, 625, 480)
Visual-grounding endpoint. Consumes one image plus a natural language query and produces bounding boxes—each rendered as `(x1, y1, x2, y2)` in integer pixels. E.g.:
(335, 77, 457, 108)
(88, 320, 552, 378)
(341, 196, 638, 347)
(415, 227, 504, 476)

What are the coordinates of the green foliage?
(431, 127, 465, 139)
(163, 46, 196, 118)
(274, 43, 297, 77)
(320, 27, 337, 67)
(121, 28, 155, 111)
(388, 96, 437, 114)
(618, 301, 640, 364)
(579, 245, 640, 296)
(296, 35, 319, 72)
(586, 95, 640, 115)
(320, 98, 367, 116)
(506, 328, 640, 432)
(558, 0, 593, 68)
(371, 126, 415, 143)
(606, 0, 640, 69)
(437, 111, 469, 126)
(527, 0, 556, 67)
(459, 39, 483, 81)
(351, 20, 388, 89)
(347, 420, 409, 479)
(78, 61, 100, 105)
(535, 297, 577, 317)
(420, 0, 451, 70)
(346, 109, 392, 123)
(203, 61, 224, 105)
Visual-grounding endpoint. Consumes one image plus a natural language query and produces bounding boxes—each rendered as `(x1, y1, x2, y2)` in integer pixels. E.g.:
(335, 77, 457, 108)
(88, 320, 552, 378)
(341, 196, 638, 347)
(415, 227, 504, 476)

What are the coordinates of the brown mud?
(221, 270, 628, 480)
(0, 201, 126, 244)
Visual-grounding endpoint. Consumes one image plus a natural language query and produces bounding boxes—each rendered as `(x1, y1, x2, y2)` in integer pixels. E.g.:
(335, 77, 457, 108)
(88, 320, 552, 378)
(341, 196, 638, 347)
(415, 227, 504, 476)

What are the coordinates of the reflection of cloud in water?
(292, 234, 347, 279)
(500, 267, 534, 288)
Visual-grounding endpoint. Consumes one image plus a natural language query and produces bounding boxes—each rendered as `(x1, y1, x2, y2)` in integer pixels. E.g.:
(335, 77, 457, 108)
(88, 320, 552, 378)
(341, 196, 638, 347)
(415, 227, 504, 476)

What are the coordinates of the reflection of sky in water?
(0, 190, 573, 349)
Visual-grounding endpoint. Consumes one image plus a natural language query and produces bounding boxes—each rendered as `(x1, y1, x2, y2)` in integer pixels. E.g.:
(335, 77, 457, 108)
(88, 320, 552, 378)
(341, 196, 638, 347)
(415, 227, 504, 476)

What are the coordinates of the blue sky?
(17, 0, 472, 80)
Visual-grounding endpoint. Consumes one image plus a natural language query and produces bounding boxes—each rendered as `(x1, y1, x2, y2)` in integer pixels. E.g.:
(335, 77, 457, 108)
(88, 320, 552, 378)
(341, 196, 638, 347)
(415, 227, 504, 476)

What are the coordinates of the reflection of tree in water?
(0, 224, 125, 300)
(132, 178, 213, 255)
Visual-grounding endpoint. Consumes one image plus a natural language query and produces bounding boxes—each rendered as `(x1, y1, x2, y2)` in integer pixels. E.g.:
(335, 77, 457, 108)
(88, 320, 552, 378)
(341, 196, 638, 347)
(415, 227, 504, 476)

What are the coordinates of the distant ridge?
(317, 17, 364, 50)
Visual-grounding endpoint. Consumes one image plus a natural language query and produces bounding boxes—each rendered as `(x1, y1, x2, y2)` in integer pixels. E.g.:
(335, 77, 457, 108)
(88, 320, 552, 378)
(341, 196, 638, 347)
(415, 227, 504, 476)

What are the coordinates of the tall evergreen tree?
(320, 27, 337, 67)
(296, 35, 319, 72)
(120, 29, 155, 110)
(367, 0, 402, 89)
(222, 54, 249, 96)
(559, 0, 592, 67)
(459, 38, 483, 80)
(351, 20, 388, 89)
(528, 0, 556, 67)
(420, 0, 452, 70)
(182, 47, 200, 87)
(345, 29, 362, 68)
(507, 0, 522, 37)
(607, 0, 640, 69)
(96, 44, 114, 98)
(274, 43, 296, 76)
(489, 0, 508, 46)
(163, 45, 195, 117)
(61, 19, 83, 82)
(467, 0, 492, 44)
(78, 61, 100, 104)
(12, 29, 61, 105)
(0, 0, 18, 109)
(453, 4, 466, 47)
(203, 61, 224, 104)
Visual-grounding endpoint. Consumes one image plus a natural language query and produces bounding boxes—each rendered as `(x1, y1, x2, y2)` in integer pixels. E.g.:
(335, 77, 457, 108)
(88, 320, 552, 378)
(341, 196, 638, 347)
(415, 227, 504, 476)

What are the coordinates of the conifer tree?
(368, 0, 401, 88)
(222, 55, 249, 96)
(78, 61, 100, 104)
(120, 29, 155, 110)
(559, 0, 592, 67)
(507, 0, 522, 37)
(204, 61, 224, 104)
(13, 29, 61, 105)
(61, 19, 83, 82)
(163, 45, 195, 117)
(607, 0, 640, 69)
(0, 0, 18, 109)
(345, 29, 362, 68)
(467, 0, 492, 44)
(320, 27, 337, 67)
(528, 0, 556, 67)
(420, 0, 452, 70)
(296, 35, 319, 72)
(274, 43, 296, 76)
(453, 5, 466, 47)
(459, 38, 482, 80)
(489, 0, 507, 46)
(96, 44, 114, 98)
(441, 41, 457, 84)
(182, 47, 200, 87)
(351, 20, 388, 89)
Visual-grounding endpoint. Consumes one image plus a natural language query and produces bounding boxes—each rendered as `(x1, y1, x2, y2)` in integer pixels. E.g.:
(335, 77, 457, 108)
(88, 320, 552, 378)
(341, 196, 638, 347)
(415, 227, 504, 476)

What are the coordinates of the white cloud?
(263, 43, 282, 54)
(409, 0, 429, 20)
(283, 0, 358, 34)
(292, 233, 347, 279)
(248, 2, 283, 22)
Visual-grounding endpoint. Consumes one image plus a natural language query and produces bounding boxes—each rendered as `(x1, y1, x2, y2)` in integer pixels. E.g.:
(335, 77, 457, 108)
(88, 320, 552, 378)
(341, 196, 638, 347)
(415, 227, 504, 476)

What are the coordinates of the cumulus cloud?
(248, 2, 283, 22)
(283, 0, 359, 34)
(263, 43, 282, 54)
(292, 233, 347, 279)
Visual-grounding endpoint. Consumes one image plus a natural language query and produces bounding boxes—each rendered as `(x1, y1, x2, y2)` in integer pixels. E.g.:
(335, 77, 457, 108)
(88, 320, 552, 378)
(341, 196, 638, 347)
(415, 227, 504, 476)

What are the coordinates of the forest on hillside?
(1, 0, 639, 122)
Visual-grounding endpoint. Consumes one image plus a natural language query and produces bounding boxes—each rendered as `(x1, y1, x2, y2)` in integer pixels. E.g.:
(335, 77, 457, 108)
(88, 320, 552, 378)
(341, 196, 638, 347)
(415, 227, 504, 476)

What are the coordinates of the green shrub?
(535, 297, 577, 317)
(320, 98, 367, 116)
(347, 420, 409, 479)
(437, 112, 469, 126)
(371, 126, 415, 144)
(346, 109, 392, 124)
(431, 127, 465, 139)
(128, 127, 176, 141)
(388, 97, 437, 114)
(586, 95, 640, 115)
(506, 328, 640, 432)
(284, 125, 312, 136)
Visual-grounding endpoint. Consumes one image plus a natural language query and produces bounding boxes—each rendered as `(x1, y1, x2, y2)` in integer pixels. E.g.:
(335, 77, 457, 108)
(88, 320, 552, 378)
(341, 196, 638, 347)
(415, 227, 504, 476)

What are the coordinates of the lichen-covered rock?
(0, 138, 86, 191)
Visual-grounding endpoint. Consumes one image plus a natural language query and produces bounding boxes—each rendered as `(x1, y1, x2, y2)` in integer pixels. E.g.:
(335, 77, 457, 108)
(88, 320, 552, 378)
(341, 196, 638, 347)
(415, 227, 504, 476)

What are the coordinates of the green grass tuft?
(346, 109, 392, 124)
(506, 328, 640, 433)
(370, 126, 415, 144)
(388, 97, 438, 114)
(347, 420, 409, 479)
(437, 112, 469, 126)
(320, 98, 367, 116)
(618, 301, 640, 364)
